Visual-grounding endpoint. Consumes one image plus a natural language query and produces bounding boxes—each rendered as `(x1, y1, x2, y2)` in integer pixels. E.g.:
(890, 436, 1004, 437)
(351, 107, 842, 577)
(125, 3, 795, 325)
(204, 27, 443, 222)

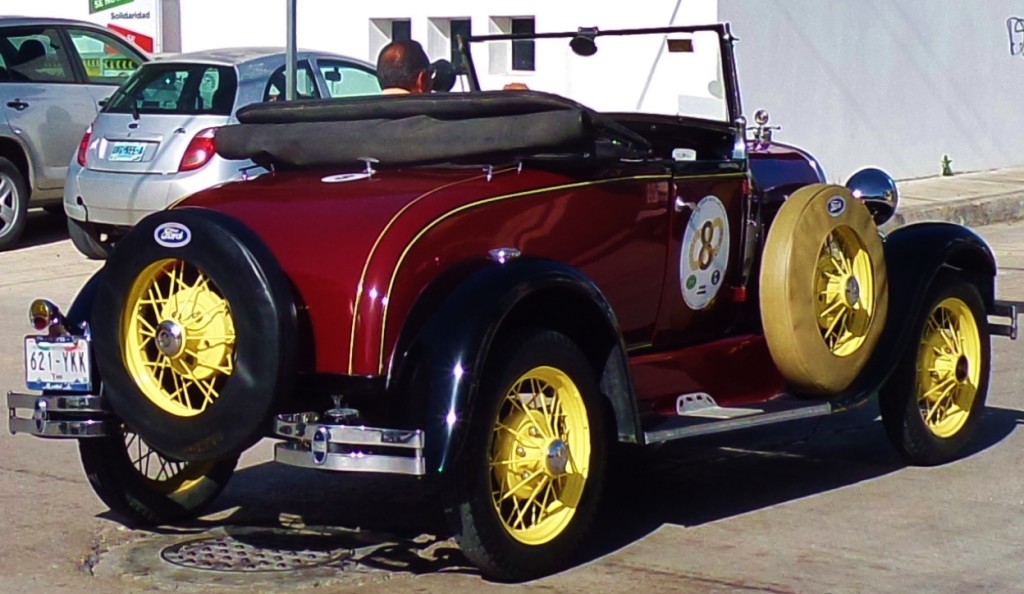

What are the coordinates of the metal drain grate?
(161, 529, 352, 572)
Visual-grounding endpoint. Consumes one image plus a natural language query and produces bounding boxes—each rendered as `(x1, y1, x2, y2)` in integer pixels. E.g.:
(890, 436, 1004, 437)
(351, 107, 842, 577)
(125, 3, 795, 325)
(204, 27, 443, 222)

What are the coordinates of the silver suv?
(0, 17, 146, 250)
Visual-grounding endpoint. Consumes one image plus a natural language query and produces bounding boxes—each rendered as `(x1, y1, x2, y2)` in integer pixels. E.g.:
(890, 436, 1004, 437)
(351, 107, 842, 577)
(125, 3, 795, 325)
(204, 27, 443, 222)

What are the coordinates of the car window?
(66, 28, 145, 85)
(317, 60, 380, 98)
(0, 27, 74, 83)
(105, 63, 237, 115)
(263, 62, 321, 101)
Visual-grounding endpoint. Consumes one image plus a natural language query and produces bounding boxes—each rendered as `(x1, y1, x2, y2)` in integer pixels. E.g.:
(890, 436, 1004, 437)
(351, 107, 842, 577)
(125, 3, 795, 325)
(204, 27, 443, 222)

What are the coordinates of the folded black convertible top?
(216, 91, 650, 169)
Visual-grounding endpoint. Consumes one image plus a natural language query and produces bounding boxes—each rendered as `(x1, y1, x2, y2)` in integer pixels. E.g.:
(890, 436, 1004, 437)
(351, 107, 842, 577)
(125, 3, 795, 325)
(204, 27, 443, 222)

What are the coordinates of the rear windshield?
(105, 64, 238, 116)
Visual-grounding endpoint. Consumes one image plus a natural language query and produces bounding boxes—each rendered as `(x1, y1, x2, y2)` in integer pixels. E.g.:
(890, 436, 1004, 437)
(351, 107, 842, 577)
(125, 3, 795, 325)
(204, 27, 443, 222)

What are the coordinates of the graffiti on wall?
(1008, 17, 1024, 56)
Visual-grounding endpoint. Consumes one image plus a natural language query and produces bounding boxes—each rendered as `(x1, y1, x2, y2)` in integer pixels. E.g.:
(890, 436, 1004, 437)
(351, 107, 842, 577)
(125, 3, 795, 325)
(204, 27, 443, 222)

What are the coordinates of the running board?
(643, 398, 832, 445)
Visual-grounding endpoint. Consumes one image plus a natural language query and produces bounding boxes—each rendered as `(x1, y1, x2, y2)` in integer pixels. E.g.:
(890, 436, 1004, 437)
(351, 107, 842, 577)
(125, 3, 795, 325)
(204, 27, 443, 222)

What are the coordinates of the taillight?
(76, 125, 92, 166)
(178, 127, 217, 172)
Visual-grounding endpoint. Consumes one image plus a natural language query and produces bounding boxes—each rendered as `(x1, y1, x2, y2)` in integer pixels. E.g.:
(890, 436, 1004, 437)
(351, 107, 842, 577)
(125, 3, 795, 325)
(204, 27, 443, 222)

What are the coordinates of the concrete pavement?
(886, 166, 1024, 230)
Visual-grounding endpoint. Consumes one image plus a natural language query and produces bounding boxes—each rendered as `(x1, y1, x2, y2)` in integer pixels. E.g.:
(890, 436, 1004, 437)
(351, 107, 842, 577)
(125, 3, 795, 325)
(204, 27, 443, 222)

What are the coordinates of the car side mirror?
(430, 59, 456, 93)
(324, 70, 341, 82)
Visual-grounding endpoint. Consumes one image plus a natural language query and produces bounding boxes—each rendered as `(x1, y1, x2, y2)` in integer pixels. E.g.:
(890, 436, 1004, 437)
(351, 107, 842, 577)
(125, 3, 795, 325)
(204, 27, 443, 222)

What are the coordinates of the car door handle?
(6, 100, 28, 111)
(674, 196, 696, 213)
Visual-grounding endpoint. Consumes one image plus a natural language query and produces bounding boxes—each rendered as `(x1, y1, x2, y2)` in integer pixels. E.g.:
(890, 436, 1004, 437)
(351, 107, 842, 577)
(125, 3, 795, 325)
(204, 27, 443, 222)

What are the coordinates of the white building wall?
(172, 0, 716, 109)
(16, 1, 1024, 179)
(719, 0, 1024, 181)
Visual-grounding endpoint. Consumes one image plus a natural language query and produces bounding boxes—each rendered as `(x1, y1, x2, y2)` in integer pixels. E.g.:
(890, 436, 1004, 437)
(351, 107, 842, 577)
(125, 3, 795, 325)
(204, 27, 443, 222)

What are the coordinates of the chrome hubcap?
(0, 174, 17, 232)
(845, 276, 861, 307)
(155, 320, 185, 358)
(545, 439, 569, 475)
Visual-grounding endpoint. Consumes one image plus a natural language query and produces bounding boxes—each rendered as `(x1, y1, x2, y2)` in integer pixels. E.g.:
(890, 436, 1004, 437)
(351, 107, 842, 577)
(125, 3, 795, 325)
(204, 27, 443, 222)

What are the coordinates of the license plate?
(108, 141, 147, 162)
(24, 336, 91, 392)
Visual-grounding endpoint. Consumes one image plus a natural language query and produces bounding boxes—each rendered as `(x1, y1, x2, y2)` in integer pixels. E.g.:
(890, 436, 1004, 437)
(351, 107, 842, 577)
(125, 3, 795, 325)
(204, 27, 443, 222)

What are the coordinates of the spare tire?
(760, 184, 888, 394)
(92, 209, 297, 461)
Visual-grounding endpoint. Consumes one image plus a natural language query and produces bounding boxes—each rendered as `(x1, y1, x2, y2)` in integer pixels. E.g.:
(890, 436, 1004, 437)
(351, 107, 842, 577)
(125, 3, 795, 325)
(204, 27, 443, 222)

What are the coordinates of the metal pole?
(285, 0, 297, 100)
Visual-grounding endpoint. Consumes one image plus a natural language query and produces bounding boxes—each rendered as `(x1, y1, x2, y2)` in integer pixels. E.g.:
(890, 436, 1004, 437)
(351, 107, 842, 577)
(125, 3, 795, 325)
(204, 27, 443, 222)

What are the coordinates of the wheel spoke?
(925, 384, 957, 424)
(498, 471, 543, 503)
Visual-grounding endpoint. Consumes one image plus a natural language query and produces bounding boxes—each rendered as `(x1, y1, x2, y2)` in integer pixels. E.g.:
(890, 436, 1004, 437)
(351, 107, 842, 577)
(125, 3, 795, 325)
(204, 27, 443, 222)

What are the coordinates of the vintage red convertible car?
(8, 24, 1019, 580)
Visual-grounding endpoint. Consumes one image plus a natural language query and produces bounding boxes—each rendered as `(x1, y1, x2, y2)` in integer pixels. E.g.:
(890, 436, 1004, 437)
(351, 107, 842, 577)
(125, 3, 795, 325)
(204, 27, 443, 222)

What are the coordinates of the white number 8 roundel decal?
(680, 195, 730, 310)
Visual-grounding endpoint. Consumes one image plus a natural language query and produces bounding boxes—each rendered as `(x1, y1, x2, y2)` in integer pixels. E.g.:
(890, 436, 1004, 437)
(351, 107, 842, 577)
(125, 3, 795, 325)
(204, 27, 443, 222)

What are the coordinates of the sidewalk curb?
(882, 190, 1024, 232)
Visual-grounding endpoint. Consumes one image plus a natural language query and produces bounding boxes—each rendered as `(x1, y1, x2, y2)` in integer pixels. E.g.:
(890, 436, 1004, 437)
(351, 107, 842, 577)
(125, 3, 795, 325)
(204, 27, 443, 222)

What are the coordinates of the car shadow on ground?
(107, 405, 1024, 580)
(11, 209, 68, 249)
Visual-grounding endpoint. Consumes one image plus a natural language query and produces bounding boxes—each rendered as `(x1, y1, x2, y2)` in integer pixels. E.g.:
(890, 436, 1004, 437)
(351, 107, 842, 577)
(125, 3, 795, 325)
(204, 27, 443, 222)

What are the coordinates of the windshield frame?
(459, 24, 743, 124)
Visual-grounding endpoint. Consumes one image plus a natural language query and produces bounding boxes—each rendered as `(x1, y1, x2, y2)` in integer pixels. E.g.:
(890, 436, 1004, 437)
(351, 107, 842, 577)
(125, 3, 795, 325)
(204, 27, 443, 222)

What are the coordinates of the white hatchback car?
(64, 47, 379, 258)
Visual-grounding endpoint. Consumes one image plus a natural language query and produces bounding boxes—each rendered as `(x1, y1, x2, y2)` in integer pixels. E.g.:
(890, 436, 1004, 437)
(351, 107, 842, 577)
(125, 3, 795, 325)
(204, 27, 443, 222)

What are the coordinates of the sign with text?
(87, 0, 159, 53)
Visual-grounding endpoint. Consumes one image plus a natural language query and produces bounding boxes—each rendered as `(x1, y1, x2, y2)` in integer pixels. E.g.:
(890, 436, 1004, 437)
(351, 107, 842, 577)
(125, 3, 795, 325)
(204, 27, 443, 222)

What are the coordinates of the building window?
(368, 18, 413, 63)
(511, 17, 535, 71)
(450, 19, 471, 72)
(428, 17, 471, 72)
(391, 19, 411, 42)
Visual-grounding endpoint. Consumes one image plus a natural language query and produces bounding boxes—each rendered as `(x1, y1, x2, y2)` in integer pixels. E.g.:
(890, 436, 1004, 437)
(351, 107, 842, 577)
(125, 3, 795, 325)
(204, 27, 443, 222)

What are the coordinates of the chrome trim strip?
(8, 417, 114, 438)
(274, 415, 424, 449)
(8, 391, 114, 438)
(273, 412, 426, 476)
(8, 392, 107, 413)
(274, 442, 426, 476)
(643, 402, 831, 444)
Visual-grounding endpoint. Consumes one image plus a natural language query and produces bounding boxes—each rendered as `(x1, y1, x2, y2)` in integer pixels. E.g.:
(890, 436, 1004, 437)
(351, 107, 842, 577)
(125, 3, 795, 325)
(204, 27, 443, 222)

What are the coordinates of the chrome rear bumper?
(7, 391, 115, 437)
(273, 412, 425, 476)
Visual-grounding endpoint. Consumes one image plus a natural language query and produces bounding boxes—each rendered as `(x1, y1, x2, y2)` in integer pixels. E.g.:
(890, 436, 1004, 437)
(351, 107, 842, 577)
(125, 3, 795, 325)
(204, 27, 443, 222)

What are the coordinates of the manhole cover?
(161, 529, 352, 572)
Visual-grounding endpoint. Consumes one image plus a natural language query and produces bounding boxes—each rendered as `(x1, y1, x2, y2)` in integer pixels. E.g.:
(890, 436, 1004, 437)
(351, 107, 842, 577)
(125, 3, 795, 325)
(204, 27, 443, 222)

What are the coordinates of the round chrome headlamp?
(845, 167, 899, 226)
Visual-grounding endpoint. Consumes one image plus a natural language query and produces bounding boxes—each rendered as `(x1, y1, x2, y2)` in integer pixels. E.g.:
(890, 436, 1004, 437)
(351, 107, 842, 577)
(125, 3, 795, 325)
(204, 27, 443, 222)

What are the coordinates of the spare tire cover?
(760, 184, 888, 394)
(92, 209, 296, 461)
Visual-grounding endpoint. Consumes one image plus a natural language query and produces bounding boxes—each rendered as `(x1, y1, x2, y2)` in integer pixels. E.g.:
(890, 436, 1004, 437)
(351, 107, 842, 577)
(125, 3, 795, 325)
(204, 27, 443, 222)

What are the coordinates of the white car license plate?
(108, 141, 148, 162)
(24, 336, 91, 392)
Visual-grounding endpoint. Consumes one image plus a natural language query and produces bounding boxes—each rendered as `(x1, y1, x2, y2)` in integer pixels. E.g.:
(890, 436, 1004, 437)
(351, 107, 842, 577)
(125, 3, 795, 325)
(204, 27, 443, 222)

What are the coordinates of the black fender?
(840, 221, 996, 404)
(67, 268, 104, 330)
(386, 256, 641, 474)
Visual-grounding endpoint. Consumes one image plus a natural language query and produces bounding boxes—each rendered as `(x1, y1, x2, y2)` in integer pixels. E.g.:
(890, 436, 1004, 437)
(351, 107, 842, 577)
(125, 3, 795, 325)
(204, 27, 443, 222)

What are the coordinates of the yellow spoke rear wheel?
(915, 297, 981, 438)
(489, 366, 591, 546)
(449, 330, 606, 582)
(122, 259, 236, 418)
(79, 428, 237, 525)
(879, 274, 990, 466)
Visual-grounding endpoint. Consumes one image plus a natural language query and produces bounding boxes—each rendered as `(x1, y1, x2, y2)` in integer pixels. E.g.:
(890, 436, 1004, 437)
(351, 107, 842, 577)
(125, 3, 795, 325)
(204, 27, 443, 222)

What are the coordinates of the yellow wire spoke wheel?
(761, 184, 888, 394)
(78, 429, 238, 525)
(879, 274, 990, 466)
(121, 258, 237, 418)
(914, 297, 981, 439)
(489, 366, 591, 546)
(124, 431, 218, 496)
(450, 330, 605, 581)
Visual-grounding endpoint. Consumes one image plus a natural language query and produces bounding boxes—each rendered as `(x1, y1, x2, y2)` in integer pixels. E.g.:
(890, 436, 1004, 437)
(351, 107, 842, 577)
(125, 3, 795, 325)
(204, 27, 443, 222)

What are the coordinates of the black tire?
(67, 217, 111, 260)
(92, 209, 297, 462)
(0, 156, 29, 251)
(79, 429, 237, 525)
(879, 273, 990, 466)
(447, 329, 607, 581)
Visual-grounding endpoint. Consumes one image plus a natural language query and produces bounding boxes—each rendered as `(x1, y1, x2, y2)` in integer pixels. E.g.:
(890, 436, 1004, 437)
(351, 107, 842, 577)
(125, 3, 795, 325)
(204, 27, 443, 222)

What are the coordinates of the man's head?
(376, 40, 432, 94)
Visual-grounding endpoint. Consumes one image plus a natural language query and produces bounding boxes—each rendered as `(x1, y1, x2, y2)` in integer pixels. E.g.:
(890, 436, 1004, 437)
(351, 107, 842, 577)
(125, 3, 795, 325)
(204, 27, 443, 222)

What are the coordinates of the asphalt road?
(3, 211, 1024, 593)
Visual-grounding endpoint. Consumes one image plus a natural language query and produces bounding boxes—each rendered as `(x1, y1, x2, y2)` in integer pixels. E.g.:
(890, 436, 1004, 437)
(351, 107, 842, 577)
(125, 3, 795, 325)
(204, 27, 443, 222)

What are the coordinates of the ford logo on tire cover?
(154, 222, 192, 248)
(827, 196, 846, 217)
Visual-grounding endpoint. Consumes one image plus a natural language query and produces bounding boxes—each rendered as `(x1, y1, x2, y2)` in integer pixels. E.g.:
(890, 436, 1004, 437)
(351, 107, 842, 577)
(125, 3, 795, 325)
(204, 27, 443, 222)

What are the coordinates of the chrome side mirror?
(845, 167, 899, 226)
